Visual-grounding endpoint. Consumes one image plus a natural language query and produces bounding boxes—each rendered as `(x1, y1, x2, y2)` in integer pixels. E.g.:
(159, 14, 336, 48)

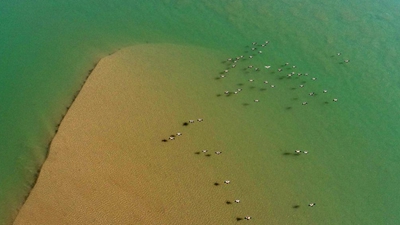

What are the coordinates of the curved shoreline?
(13, 51, 116, 224)
(13, 44, 243, 224)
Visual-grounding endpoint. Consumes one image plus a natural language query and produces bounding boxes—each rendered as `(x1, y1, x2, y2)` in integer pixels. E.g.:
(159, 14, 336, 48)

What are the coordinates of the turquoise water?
(1, 0, 399, 224)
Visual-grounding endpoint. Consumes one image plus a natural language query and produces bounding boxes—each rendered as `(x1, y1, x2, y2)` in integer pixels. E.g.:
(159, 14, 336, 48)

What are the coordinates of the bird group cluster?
(220, 40, 344, 106)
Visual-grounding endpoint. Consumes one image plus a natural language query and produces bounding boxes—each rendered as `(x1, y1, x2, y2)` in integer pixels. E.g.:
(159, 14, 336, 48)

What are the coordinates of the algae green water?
(0, 1, 399, 224)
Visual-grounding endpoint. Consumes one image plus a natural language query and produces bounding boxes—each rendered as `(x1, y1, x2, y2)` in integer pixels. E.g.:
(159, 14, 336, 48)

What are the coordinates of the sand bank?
(13, 44, 260, 224)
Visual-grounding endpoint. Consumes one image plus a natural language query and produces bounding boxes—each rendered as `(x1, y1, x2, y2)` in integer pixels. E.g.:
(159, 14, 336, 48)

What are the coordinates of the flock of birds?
(219, 41, 345, 106)
(161, 40, 346, 222)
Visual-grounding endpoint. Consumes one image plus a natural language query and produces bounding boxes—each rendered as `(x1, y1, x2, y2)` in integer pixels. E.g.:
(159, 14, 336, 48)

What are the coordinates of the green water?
(0, 0, 399, 224)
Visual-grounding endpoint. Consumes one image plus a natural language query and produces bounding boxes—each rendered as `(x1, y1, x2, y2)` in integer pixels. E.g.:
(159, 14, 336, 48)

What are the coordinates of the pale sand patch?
(13, 44, 247, 224)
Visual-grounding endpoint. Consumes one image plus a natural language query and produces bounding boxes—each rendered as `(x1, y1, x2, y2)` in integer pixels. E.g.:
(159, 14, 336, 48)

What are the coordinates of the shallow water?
(0, 0, 400, 224)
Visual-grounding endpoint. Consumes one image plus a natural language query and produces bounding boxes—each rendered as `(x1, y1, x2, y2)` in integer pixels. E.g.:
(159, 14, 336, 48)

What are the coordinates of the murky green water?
(0, 0, 399, 224)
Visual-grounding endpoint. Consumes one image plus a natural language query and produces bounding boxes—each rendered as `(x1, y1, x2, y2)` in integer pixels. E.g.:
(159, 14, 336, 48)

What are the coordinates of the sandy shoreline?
(13, 44, 253, 224)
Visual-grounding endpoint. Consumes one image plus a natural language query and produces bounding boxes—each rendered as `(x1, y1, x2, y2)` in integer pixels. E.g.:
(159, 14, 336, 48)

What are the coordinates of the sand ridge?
(13, 44, 256, 224)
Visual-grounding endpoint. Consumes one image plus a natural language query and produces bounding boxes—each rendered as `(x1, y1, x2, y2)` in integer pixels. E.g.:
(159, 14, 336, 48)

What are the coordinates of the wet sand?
(13, 44, 252, 224)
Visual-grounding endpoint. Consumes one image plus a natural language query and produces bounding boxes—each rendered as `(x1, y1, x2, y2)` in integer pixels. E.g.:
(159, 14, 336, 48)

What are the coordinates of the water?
(1, 0, 399, 224)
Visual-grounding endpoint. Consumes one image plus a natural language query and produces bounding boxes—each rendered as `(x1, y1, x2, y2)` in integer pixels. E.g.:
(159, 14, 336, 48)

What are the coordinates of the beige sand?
(14, 44, 258, 224)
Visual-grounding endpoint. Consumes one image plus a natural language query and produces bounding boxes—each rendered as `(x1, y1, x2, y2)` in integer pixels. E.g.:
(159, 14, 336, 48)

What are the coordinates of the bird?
(308, 203, 316, 207)
(224, 180, 231, 184)
(176, 133, 182, 136)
